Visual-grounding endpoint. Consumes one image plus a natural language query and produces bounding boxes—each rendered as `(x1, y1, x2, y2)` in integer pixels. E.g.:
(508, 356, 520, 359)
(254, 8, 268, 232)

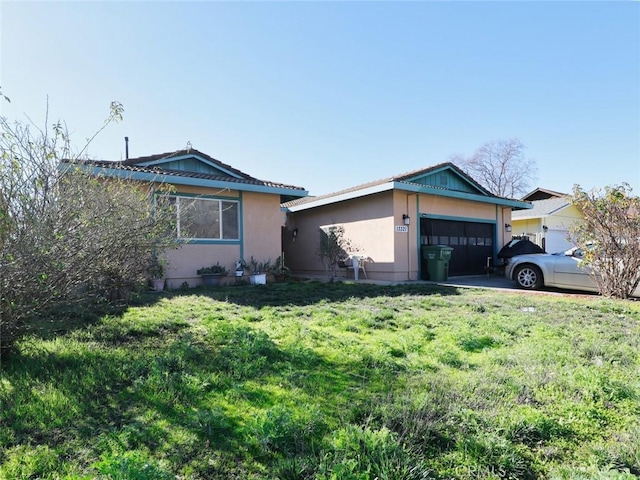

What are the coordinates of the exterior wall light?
(505, 223, 512, 232)
(402, 214, 411, 225)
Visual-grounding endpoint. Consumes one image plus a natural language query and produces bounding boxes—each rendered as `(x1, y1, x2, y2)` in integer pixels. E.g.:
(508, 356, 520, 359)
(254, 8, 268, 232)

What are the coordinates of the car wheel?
(514, 264, 543, 290)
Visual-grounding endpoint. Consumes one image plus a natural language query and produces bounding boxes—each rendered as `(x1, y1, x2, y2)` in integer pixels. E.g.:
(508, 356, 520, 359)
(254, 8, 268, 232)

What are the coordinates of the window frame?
(166, 193, 241, 244)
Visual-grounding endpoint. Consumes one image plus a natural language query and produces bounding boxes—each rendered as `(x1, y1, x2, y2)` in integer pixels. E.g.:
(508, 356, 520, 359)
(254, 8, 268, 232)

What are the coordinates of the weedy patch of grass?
(1, 282, 639, 479)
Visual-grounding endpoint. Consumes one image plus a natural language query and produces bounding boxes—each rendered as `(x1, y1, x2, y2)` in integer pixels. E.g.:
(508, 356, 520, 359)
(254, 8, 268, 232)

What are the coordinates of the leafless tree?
(568, 183, 640, 299)
(450, 138, 537, 198)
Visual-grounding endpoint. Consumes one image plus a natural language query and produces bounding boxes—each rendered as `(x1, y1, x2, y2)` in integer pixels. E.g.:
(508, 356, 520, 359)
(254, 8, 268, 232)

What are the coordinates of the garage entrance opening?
(421, 218, 494, 276)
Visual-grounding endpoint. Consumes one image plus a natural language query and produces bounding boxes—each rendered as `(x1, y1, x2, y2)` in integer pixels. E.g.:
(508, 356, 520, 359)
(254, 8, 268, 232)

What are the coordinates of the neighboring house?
(511, 188, 583, 253)
(520, 187, 566, 202)
(67, 148, 307, 288)
(282, 162, 531, 281)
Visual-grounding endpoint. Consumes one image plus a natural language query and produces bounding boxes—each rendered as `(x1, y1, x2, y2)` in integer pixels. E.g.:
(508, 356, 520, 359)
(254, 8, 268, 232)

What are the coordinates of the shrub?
(0, 105, 178, 359)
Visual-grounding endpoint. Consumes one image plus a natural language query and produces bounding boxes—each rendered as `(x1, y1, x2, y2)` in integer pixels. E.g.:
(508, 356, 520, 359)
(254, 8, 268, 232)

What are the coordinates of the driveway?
(438, 275, 516, 290)
(437, 274, 601, 297)
(302, 273, 599, 297)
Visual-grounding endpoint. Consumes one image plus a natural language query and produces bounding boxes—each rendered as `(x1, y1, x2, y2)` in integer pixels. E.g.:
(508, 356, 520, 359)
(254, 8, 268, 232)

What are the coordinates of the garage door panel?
(422, 219, 494, 276)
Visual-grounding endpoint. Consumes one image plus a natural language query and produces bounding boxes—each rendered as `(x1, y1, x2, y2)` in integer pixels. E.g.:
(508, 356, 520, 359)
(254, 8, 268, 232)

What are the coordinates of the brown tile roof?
(64, 149, 306, 192)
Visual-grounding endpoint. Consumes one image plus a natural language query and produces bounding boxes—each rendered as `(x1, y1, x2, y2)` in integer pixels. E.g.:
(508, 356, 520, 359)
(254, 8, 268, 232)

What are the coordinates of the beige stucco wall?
(285, 191, 400, 280)
(393, 191, 419, 280)
(285, 190, 514, 282)
(419, 194, 499, 221)
(242, 191, 286, 264)
(162, 187, 285, 288)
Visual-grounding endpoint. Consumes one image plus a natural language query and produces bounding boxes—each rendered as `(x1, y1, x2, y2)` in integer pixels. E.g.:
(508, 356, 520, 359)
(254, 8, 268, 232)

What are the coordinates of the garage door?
(421, 219, 494, 276)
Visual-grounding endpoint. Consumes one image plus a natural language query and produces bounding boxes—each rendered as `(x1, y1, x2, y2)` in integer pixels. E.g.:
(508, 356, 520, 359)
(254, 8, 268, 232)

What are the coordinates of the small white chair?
(346, 255, 370, 280)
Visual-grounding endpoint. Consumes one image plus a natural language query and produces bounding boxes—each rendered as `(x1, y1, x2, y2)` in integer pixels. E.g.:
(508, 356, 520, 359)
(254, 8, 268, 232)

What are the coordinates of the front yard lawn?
(1, 282, 639, 479)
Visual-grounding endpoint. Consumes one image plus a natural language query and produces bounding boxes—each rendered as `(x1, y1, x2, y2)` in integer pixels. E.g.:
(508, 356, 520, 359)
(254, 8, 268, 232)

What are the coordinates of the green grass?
(1, 282, 639, 479)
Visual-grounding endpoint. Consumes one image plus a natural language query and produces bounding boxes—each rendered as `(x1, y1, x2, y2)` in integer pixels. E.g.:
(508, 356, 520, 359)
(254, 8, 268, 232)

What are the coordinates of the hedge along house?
(68, 148, 307, 288)
(282, 162, 531, 281)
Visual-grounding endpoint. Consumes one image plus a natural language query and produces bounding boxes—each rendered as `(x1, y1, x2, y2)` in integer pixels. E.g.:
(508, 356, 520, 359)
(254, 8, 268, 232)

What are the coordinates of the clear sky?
(2, 1, 639, 197)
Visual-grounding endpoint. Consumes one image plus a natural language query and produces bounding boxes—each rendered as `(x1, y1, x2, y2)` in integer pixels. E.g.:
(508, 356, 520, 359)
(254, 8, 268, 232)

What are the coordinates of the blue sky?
(2, 1, 639, 197)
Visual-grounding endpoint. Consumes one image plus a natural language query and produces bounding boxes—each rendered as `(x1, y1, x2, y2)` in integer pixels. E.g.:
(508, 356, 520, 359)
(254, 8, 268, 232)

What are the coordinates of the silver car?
(505, 247, 598, 292)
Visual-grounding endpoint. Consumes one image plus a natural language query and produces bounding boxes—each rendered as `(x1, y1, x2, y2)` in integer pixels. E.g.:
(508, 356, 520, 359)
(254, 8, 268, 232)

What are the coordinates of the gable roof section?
(521, 187, 567, 202)
(123, 148, 254, 180)
(64, 148, 308, 198)
(283, 162, 530, 211)
(511, 197, 572, 220)
(396, 162, 492, 195)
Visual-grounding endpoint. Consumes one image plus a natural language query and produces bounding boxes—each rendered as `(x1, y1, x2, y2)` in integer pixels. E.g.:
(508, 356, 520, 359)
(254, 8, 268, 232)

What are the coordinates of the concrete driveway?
(438, 275, 516, 290)
(304, 273, 600, 297)
(435, 274, 602, 297)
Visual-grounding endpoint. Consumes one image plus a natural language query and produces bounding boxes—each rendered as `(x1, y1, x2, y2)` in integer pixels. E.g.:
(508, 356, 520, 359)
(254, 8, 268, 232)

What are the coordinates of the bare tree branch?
(450, 138, 537, 198)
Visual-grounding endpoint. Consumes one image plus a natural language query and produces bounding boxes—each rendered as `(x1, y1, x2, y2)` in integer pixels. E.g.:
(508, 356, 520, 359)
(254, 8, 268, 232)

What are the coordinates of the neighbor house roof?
(511, 197, 572, 220)
(521, 187, 567, 202)
(62, 148, 308, 198)
(283, 162, 531, 211)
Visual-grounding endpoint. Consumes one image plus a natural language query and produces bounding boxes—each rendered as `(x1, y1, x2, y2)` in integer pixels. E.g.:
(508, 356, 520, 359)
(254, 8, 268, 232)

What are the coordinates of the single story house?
(68, 148, 307, 288)
(282, 162, 531, 282)
(511, 188, 583, 253)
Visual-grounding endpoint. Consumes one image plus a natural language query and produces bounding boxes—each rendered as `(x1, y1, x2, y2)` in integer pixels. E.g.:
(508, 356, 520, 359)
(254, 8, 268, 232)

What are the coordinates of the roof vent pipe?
(124, 136, 129, 160)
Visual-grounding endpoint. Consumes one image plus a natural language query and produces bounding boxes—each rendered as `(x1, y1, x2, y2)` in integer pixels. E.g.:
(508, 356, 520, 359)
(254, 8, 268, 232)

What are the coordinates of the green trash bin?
(421, 245, 454, 281)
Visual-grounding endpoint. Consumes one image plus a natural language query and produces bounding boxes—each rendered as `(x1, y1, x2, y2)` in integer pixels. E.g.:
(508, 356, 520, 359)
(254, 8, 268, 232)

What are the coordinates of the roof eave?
(286, 182, 395, 212)
(511, 213, 550, 221)
(70, 163, 308, 197)
(512, 203, 572, 220)
(396, 182, 532, 208)
(285, 181, 531, 212)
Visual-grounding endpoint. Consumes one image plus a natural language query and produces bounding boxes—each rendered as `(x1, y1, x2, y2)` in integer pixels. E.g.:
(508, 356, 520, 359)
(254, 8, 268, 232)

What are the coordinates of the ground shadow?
(0, 318, 385, 477)
(20, 288, 171, 342)
(164, 280, 463, 310)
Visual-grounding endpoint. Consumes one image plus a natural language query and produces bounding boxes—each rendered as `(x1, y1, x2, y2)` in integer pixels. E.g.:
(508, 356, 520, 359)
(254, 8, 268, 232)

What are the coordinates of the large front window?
(169, 195, 239, 241)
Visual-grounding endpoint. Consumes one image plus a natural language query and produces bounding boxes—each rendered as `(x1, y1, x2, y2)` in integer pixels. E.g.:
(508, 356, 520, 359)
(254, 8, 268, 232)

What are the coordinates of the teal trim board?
(421, 213, 497, 225)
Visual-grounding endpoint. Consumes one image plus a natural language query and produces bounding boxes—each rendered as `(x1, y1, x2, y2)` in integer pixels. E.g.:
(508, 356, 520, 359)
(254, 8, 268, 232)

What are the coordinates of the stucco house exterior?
(511, 188, 583, 253)
(282, 162, 531, 282)
(70, 148, 307, 288)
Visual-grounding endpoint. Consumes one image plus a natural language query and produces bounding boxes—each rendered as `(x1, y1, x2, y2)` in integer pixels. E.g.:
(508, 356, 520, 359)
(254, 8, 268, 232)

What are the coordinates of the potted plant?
(197, 262, 229, 287)
(147, 254, 166, 291)
(269, 255, 290, 282)
(248, 256, 271, 285)
(235, 259, 248, 277)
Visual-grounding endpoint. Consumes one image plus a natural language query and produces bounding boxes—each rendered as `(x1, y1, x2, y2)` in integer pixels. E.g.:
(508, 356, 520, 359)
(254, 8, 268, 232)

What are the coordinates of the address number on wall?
(395, 226, 409, 233)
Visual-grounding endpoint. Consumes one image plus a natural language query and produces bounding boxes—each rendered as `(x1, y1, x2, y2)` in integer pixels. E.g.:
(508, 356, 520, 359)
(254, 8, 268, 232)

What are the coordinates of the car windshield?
(554, 246, 585, 257)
